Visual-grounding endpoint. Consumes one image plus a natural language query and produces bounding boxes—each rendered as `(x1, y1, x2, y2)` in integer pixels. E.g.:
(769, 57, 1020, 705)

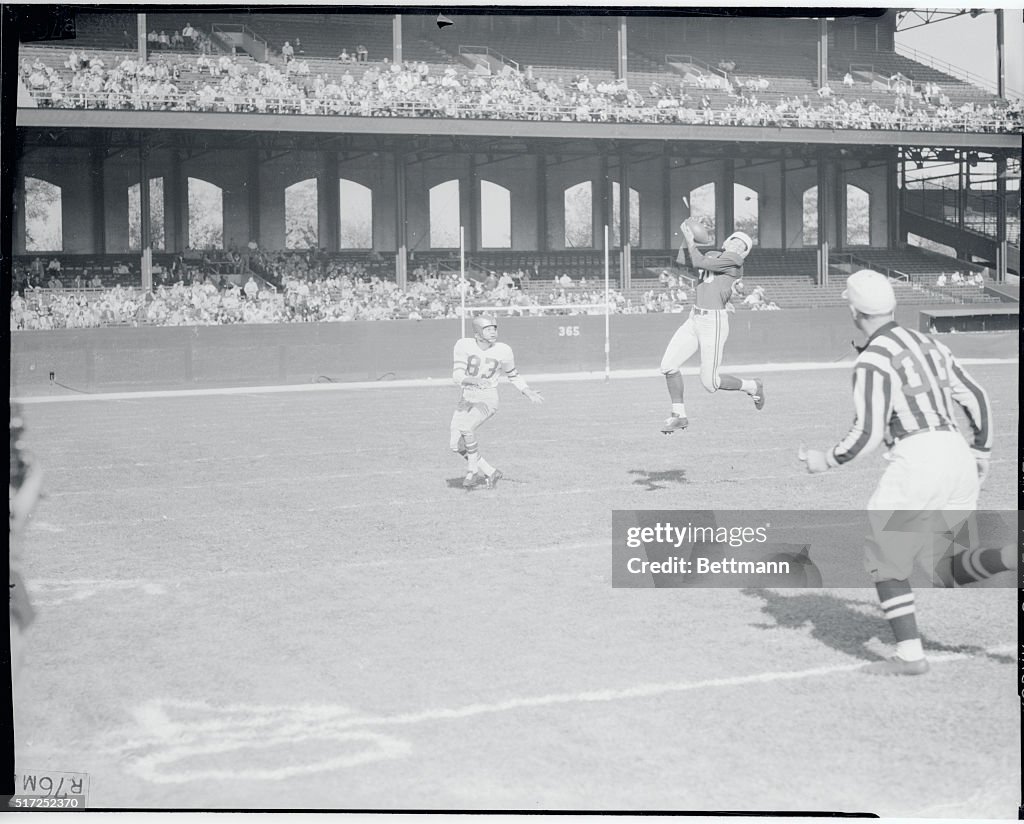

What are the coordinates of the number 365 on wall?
(557, 326, 581, 337)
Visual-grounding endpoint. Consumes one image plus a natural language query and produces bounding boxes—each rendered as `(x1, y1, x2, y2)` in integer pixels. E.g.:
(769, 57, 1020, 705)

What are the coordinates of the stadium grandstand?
(9, 6, 1020, 341)
(6, 9, 1021, 815)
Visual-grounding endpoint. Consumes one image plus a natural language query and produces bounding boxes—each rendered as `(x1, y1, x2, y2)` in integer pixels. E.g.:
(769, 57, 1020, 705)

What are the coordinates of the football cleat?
(484, 469, 504, 489)
(661, 414, 689, 435)
(860, 656, 930, 676)
(462, 471, 481, 489)
(752, 378, 766, 411)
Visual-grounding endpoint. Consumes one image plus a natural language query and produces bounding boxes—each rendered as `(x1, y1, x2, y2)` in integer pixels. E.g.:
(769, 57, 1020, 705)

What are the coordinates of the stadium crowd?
(19, 49, 1022, 133)
(11, 260, 686, 330)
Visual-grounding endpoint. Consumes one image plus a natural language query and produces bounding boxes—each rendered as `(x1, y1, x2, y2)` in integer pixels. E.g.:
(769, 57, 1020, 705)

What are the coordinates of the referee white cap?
(843, 269, 896, 315)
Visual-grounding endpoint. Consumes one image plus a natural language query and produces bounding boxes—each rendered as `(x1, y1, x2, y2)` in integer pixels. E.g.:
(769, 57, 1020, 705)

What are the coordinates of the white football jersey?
(453, 337, 518, 391)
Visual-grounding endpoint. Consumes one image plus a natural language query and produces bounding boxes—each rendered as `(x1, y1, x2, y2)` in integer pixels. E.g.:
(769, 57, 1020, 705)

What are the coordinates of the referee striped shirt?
(826, 322, 992, 467)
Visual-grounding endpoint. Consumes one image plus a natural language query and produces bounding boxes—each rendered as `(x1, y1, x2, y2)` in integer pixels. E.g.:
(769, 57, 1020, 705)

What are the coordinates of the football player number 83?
(465, 355, 499, 378)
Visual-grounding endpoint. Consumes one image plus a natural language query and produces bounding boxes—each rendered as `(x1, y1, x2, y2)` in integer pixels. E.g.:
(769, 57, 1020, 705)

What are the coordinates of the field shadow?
(628, 468, 688, 491)
(741, 588, 1009, 663)
(444, 476, 524, 490)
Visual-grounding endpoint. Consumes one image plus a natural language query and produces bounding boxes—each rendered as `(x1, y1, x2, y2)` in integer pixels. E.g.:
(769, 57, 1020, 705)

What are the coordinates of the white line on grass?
(14, 357, 1017, 404)
(110, 643, 1014, 783)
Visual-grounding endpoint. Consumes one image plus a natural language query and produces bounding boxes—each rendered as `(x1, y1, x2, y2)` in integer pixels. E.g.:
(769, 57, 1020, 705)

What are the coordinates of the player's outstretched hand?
(798, 444, 830, 474)
(679, 221, 695, 243)
(523, 388, 544, 404)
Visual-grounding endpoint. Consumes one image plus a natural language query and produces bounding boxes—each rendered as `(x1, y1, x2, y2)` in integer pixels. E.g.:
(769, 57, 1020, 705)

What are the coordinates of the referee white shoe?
(861, 655, 930, 676)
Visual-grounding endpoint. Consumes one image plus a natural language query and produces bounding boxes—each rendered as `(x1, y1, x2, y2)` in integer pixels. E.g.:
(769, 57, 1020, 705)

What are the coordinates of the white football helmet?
(723, 231, 754, 259)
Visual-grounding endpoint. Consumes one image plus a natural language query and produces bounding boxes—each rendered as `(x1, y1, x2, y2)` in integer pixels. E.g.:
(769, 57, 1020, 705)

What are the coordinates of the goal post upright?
(460, 225, 466, 339)
(604, 224, 611, 382)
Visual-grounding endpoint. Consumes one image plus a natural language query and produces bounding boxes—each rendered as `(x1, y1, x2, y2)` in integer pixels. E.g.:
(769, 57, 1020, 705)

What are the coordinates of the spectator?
(935, 273, 947, 287)
(558, 272, 572, 288)
(281, 41, 294, 62)
(121, 29, 135, 49)
(843, 72, 854, 87)
(743, 285, 766, 306)
(339, 48, 351, 63)
(89, 272, 103, 288)
(294, 37, 304, 55)
(356, 44, 368, 62)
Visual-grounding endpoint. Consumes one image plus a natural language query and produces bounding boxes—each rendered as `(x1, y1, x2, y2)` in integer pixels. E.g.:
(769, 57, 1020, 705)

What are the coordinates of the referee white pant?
(659, 309, 729, 392)
(864, 431, 980, 582)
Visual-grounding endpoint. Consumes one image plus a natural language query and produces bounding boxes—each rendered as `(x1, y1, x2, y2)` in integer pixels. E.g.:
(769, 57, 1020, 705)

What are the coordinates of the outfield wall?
(10, 307, 1018, 394)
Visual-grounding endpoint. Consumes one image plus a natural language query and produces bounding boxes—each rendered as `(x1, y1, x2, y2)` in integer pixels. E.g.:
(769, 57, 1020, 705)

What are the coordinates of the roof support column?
(393, 14, 402, 67)
(139, 136, 152, 289)
(617, 16, 628, 82)
(319, 150, 339, 252)
(536, 154, 548, 252)
(247, 148, 260, 247)
(995, 153, 1007, 281)
(91, 147, 106, 253)
(394, 151, 408, 289)
(619, 149, 631, 291)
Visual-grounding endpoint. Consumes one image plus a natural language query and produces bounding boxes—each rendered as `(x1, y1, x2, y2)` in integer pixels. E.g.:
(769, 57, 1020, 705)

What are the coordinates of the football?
(682, 217, 714, 245)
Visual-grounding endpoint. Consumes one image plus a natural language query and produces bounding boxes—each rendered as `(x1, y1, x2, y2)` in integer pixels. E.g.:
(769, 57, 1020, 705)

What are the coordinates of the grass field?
(11, 363, 1020, 814)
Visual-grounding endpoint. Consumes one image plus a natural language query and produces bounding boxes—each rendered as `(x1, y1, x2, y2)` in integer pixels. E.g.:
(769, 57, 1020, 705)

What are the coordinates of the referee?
(800, 270, 1012, 675)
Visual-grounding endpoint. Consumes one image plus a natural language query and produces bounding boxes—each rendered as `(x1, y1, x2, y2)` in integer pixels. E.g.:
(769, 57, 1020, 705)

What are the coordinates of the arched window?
(480, 180, 511, 248)
(285, 179, 318, 250)
(734, 183, 759, 246)
(564, 181, 592, 248)
(430, 180, 461, 248)
(846, 184, 870, 246)
(611, 182, 640, 246)
(802, 186, 818, 246)
(187, 178, 223, 250)
(128, 177, 166, 251)
(689, 182, 716, 238)
(339, 179, 373, 249)
(24, 177, 62, 251)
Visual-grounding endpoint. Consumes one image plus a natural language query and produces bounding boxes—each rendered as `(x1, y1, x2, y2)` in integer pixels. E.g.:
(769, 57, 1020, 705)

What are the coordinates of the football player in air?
(800, 270, 1010, 675)
(451, 315, 544, 489)
(659, 221, 765, 434)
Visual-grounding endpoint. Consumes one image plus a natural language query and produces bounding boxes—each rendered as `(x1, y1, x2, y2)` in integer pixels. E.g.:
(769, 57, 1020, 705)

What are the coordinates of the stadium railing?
(21, 89, 1021, 134)
(458, 44, 519, 73)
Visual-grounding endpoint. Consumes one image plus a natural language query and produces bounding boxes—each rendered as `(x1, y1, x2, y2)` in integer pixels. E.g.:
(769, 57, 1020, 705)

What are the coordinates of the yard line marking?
(108, 642, 1014, 783)
(328, 644, 1016, 730)
(14, 358, 1016, 404)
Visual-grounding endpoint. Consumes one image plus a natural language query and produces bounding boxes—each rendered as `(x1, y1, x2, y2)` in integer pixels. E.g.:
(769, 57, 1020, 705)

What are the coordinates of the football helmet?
(723, 231, 754, 259)
(472, 315, 498, 334)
